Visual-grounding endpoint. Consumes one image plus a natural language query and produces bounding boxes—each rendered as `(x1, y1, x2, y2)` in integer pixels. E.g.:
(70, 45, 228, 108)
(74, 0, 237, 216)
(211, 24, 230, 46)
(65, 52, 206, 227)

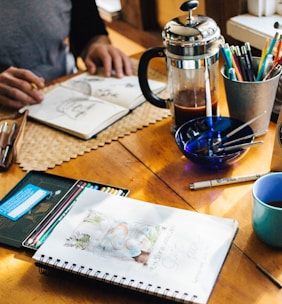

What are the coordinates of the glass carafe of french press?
(138, 0, 224, 131)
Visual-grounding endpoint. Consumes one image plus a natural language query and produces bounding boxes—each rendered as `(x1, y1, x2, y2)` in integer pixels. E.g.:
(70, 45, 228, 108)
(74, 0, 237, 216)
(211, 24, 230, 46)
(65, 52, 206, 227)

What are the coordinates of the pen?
(256, 264, 282, 289)
(245, 42, 254, 73)
(190, 173, 265, 190)
(0, 122, 9, 156)
(241, 45, 255, 81)
(1, 122, 17, 166)
(234, 46, 247, 81)
(263, 62, 282, 81)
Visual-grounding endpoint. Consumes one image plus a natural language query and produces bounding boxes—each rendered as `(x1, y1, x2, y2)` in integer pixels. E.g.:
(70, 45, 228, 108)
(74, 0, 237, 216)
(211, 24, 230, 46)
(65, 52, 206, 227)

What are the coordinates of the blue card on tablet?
(0, 184, 50, 221)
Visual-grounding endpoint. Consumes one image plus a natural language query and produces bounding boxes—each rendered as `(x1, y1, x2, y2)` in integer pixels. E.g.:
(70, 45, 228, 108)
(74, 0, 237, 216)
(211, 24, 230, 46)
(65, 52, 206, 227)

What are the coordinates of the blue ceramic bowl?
(175, 116, 254, 169)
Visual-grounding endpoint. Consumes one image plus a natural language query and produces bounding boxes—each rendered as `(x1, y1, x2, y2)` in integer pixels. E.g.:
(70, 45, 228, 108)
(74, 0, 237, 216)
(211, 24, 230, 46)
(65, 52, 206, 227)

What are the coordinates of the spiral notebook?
(32, 187, 238, 304)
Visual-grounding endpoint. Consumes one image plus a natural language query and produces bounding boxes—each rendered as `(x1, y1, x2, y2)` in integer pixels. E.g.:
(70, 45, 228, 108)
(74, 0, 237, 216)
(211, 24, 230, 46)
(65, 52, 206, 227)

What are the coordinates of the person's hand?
(83, 35, 133, 78)
(0, 67, 45, 109)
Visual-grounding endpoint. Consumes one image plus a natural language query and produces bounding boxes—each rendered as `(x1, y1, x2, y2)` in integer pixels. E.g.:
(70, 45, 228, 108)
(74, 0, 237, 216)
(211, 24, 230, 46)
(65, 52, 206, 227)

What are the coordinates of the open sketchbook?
(33, 188, 238, 304)
(23, 73, 165, 139)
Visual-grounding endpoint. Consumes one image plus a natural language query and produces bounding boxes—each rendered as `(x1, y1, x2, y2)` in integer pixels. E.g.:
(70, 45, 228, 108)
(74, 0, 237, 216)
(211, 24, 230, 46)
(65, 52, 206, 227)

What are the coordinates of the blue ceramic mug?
(252, 172, 282, 247)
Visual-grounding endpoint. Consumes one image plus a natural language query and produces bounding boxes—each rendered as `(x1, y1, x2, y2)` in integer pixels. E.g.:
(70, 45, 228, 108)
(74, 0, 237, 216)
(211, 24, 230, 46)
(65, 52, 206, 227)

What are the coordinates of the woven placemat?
(1, 60, 170, 171)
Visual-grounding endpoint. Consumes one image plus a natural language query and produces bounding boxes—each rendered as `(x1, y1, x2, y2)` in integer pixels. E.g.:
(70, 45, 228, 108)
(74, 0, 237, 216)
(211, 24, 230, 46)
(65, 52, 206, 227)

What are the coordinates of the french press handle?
(138, 47, 168, 109)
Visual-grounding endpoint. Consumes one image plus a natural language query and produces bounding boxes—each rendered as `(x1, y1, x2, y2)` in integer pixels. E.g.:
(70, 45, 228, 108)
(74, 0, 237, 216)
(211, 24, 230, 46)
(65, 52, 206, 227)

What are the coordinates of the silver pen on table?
(190, 173, 266, 190)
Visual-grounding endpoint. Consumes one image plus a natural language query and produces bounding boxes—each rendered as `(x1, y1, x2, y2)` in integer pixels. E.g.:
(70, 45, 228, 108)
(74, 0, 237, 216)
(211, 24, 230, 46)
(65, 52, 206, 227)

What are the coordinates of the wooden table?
(0, 55, 282, 304)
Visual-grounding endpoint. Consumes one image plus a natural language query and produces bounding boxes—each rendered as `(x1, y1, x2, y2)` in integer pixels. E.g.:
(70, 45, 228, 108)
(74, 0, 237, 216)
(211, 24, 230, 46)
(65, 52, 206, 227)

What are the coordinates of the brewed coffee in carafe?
(138, 0, 224, 131)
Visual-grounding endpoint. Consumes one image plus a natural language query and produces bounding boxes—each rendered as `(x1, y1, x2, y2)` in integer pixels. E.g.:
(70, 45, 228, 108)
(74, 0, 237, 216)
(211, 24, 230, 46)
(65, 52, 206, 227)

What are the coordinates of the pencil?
(30, 82, 38, 90)
(257, 32, 279, 81)
(273, 34, 282, 65)
(258, 38, 269, 73)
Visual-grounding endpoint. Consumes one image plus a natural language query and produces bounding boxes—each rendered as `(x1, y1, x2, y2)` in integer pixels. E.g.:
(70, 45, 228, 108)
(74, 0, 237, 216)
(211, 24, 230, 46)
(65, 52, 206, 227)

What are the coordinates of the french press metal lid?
(162, 0, 224, 58)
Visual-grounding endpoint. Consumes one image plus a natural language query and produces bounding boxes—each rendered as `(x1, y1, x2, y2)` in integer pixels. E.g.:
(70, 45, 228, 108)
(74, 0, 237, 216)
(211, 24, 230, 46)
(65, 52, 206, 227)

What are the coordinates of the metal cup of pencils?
(221, 39, 282, 136)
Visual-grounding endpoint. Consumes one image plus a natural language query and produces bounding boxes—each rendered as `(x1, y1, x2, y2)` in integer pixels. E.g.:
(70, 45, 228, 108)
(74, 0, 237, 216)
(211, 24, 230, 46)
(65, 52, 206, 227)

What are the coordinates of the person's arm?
(70, 0, 132, 77)
(70, 0, 108, 58)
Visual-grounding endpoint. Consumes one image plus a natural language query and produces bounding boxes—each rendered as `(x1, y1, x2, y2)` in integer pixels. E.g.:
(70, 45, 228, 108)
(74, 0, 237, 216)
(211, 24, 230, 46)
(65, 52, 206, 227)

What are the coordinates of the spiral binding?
(37, 254, 198, 303)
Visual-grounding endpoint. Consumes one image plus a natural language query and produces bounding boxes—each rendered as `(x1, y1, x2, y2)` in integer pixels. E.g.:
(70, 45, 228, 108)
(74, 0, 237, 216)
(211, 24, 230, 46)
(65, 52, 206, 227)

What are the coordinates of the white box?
(265, 0, 278, 16)
(247, 0, 277, 17)
(247, 0, 264, 17)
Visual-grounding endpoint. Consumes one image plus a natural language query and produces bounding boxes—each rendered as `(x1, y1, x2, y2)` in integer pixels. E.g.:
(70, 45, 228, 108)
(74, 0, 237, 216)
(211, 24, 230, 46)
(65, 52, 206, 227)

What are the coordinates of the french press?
(138, 0, 224, 130)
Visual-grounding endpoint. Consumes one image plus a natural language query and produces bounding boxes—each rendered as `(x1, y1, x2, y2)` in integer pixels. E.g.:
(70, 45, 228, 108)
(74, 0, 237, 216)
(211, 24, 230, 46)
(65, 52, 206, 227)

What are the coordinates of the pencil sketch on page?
(63, 74, 138, 102)
(61, 73, 164, 109)
(30, 87, 107, 121)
